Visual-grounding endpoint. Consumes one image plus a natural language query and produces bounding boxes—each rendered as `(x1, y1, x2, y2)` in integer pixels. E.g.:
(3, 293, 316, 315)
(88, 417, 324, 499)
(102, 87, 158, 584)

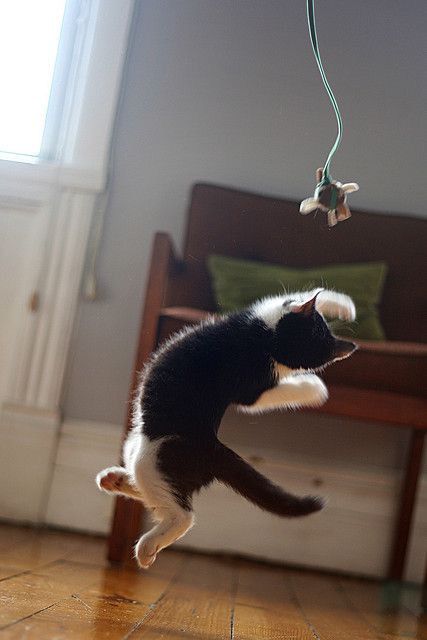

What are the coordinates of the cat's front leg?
(316, 290, 356, 321)
(240, 374, 328, 414)
(96, 466, 143, 500)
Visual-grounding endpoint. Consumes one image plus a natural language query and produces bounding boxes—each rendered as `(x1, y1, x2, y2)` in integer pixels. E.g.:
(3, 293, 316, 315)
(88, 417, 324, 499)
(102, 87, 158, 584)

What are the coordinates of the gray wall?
(63, 1, 426, 469)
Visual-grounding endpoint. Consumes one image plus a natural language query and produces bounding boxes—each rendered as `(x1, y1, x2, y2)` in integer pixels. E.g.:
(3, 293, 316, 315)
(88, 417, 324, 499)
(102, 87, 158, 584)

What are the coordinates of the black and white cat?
(97, 288, 356, 569)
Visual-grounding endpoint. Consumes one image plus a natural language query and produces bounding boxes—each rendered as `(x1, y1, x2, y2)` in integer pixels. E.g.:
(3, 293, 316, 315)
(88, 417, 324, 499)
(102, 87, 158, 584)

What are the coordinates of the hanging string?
(306, 0, 343, 186)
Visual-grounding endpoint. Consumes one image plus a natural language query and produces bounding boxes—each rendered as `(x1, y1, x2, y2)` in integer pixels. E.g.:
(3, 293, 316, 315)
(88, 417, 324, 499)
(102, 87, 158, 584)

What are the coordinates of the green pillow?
(207, 255, 388, 341)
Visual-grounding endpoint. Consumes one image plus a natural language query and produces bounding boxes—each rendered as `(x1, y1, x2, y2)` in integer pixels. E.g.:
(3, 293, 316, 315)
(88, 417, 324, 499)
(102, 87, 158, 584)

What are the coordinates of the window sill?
(0, 155, 104, 192)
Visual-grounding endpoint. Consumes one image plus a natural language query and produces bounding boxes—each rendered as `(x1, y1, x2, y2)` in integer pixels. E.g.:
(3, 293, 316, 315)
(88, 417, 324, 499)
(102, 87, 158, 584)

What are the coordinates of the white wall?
(63, 1, 426, 473)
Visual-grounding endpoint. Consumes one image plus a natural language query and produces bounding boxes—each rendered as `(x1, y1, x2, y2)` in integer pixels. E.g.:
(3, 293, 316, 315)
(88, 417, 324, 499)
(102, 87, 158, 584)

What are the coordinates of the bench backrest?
(176, 183, 426, 342)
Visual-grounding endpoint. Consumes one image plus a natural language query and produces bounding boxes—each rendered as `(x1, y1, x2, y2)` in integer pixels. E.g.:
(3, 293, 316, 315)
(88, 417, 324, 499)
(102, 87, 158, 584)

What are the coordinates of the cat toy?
(300, 0, 359, 227)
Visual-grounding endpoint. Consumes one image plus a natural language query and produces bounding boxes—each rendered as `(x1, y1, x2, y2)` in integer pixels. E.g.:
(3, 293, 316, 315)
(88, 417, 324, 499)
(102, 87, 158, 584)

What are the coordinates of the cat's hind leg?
(135, 503, 194, 569)
(131, 436, 202, 568)
(96, 466, 143, 500)
(97, 461, 194, 568)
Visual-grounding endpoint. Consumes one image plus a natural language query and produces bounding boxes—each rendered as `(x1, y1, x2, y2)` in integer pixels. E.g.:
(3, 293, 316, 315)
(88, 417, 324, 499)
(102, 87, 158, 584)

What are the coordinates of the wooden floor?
(0, 524, 425, 639)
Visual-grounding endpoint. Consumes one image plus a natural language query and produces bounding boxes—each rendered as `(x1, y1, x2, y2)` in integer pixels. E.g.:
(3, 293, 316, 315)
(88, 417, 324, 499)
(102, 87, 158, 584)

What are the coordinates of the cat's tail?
(213, 441, 324, 517)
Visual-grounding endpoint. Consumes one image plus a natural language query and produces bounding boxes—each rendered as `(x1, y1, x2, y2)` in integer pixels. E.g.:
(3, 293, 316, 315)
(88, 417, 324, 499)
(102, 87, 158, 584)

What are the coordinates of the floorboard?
(129, 554, 236, 639)
(0, 524, 424, 640)
(233, 562, 316, 639)
(339, 578, 427, 640)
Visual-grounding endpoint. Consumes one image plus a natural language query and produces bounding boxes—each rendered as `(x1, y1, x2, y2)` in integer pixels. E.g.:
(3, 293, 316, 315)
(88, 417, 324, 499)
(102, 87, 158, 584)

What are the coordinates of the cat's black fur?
(137, 303, 355, 515)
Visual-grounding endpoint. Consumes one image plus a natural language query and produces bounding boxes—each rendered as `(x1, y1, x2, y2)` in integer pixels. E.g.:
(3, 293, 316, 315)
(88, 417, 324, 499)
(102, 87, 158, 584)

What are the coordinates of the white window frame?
(0, 0, 134, 192)
(38, 0, 83, 162)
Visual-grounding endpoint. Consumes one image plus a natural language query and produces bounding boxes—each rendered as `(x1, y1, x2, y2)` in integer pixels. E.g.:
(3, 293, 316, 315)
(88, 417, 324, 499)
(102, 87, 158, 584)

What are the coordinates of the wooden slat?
(340, 577, 427, 640)
(0, 526, 93, 582)
(129, 554, 236, 639)
(355, 340, 427, 357)
(0, 525, 38, 550)
(63, 534, 109, 567)
(233, 561, 316, 639)
(159, 309, 427, 358)
(0, 560, 104, 628)
(0, 567, 25, 582)
(290, 571, 397, 640)
(2, 594, 150, 640)
(0, 528, 93, 572)
(314, 385, 427, 429)
(2, 551, 182, 639)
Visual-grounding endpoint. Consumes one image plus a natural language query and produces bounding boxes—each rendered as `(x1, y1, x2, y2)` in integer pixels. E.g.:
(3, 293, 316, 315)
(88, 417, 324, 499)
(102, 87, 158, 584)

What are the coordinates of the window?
(0, 0, 69, 158)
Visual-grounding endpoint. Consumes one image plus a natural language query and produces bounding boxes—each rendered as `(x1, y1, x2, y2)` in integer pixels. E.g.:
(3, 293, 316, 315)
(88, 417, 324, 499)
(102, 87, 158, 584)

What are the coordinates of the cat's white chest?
(274, 362, 293, 380)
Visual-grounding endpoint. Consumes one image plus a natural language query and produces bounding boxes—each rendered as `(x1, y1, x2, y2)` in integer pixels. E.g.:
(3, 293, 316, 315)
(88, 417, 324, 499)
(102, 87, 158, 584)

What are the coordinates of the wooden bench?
(108, 183, 427, 581)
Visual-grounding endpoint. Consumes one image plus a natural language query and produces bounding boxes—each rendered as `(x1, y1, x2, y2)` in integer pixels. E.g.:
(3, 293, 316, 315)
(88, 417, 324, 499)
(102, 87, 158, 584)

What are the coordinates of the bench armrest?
(159, 306, 427, 356)
(355, 340, 427, 357)
(158, 305, 426, 402)
(315, 385, 427, 429)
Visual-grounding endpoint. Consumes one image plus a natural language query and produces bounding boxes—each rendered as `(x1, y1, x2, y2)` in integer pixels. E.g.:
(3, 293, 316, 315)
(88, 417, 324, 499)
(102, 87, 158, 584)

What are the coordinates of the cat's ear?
(289, 289, 323, 317)
(334, 338, 357, 361)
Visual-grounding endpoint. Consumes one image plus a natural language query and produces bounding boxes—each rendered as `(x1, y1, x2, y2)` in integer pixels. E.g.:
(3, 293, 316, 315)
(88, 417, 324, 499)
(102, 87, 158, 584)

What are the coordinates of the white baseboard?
(0, 402, 60, 522)
(1, 415, 425, 583)
(45, 419, 122, 534)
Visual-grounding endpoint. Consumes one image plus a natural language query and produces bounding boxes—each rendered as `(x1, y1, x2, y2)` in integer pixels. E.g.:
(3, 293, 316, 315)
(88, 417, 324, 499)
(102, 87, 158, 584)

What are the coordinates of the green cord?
(307, 0, 343, 186)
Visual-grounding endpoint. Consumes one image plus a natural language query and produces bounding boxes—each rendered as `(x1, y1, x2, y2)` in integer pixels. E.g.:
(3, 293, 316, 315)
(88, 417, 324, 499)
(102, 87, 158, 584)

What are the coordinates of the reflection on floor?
(0, 523, 425, 639)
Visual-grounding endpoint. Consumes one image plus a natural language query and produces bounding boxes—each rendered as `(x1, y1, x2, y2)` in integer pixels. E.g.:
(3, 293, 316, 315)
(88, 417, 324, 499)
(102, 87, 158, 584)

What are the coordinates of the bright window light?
(0, 0, 67, 157)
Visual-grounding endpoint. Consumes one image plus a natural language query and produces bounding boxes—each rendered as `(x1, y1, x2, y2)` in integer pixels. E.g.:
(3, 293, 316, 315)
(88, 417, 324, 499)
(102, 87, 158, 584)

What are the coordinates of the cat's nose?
(334, 339, 357, 360)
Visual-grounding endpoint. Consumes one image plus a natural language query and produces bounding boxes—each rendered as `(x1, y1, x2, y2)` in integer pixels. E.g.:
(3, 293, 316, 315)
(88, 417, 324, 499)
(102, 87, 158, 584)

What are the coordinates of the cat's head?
(272, 291, 357, 371)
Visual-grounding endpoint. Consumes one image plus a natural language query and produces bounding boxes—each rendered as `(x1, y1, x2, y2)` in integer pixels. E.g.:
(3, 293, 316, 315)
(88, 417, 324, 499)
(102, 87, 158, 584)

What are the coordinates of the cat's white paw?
(336, 294, 356, 321)
(295, 374, 329, 407)
(134, 537, 159, 570)
(96, 466, 126, 494)
(317, 291, 356, 322)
